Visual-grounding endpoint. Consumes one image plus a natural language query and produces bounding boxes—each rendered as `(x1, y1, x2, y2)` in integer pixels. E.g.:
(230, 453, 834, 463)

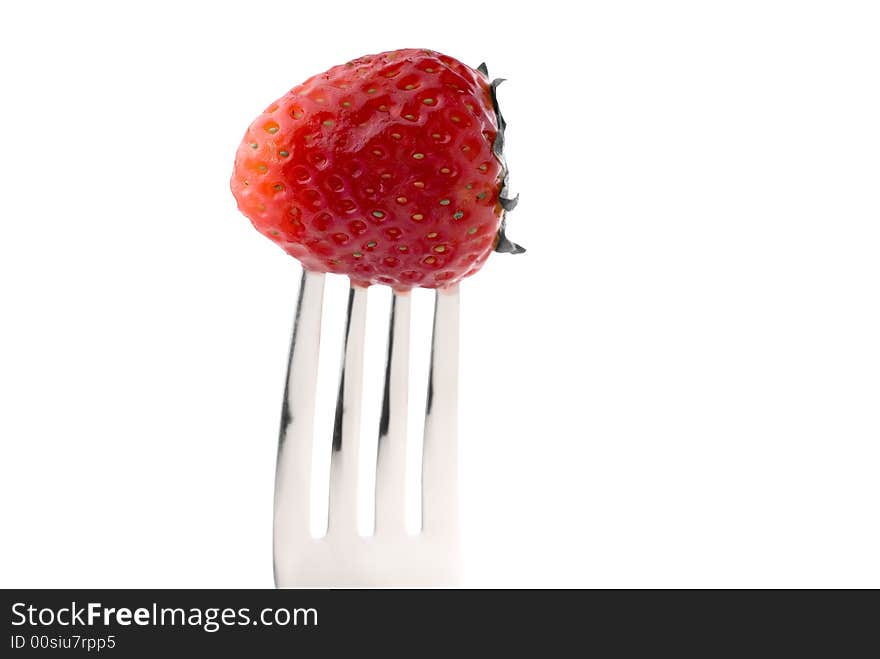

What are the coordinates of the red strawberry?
(230, 48, 522, 289)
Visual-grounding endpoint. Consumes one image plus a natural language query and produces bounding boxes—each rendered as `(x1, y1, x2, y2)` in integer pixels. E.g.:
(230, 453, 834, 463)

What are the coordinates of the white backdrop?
(1, 1, 879, 588)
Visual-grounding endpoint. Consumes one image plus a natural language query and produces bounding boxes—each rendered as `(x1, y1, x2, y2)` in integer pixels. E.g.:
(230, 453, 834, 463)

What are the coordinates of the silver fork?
(273, 270, 460, 587)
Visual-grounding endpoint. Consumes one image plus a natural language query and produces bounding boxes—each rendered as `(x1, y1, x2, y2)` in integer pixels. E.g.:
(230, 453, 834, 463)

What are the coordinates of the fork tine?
(327, 284, 368, 534)
(274, 270, 325, 580)
(421, 285, 460, 537)
(374, 291, 411, 534)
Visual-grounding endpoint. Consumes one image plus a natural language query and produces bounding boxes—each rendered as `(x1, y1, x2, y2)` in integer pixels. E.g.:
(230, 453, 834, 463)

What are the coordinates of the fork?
(272, 270, 460, 587)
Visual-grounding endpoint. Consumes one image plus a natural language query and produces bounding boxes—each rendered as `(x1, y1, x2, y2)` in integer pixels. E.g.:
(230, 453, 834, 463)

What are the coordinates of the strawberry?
(230, 48, 522, 289)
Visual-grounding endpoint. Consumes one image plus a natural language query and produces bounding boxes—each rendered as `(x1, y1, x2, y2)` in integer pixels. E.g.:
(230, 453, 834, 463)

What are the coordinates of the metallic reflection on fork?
(273, 270, 460, 587)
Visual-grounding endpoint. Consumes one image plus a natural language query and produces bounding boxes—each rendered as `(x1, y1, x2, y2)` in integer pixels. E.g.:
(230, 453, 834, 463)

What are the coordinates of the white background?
(1, 1, 879, 588)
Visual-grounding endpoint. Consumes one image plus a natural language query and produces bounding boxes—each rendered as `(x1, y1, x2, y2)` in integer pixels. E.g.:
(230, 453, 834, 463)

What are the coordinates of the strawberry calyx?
(480, 63, 525, 255)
